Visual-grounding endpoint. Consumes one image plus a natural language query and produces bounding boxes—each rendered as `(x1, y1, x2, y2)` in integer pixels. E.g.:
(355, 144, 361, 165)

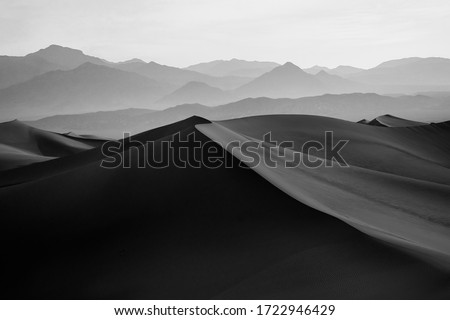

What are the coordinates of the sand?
(0, 120, 103, 171)
(0, 115, 449, 299)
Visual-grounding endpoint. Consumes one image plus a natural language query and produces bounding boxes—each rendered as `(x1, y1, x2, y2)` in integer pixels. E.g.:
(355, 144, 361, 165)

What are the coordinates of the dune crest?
(364, 114, 429, 127)
(197, 115, 450, 265)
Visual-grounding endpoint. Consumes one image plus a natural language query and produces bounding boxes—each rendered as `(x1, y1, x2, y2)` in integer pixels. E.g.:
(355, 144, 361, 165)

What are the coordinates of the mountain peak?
(35, 44, 84, 55)
(236, 61, 324, 98)
(118, 58, 146, 64)
(28, 45, 106, 69)
(47, 44, 74, 49)
(268, 62, 305, 75)
(282, 62, 300, 69)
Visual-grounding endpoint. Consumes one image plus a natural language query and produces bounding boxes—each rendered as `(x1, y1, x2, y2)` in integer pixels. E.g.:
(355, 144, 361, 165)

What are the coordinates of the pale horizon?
(1, 0, 450, 69)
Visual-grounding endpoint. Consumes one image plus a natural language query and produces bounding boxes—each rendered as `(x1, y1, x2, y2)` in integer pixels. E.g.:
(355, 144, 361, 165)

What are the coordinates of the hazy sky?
(1, 0, 450, 68)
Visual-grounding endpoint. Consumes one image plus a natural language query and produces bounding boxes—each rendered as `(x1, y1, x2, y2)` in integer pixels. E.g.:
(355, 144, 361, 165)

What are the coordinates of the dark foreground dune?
(0, 115, 449, 299)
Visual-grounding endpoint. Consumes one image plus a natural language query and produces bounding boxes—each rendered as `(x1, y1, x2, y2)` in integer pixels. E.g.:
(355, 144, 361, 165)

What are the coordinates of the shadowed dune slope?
(0, 116, 209, 187)
(0, 120, 104, 170)
(197, 115, 450, 264)
(0, 116, 449, 299)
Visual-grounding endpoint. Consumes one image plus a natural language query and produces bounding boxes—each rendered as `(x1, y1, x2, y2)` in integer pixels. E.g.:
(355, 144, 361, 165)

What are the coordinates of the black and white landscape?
(1, 0, 450, 300)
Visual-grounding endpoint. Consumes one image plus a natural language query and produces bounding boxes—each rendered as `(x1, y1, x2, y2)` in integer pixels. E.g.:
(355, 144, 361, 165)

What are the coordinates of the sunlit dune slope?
(197, 115, 450, 263)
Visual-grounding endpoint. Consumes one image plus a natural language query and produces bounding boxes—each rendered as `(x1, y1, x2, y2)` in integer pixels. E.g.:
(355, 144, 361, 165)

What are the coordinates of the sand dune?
(365, 114, 428, 127)
(0, 119, 103, 170)
(0, 143, 54, 172)
(197, 116, 450, 264)
(0, 115, 449, 299)
(0, 116, 208, 187)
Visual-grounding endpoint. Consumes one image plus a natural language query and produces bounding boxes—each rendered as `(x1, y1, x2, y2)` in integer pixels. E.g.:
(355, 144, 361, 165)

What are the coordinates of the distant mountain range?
(155, 81, 234, 108)
(348, 57, 450, 86)
(1, 45, 450, 120)
(0, 45, 108, 89)
(185, 59, 280, 77)
(234, 62, 366, 98)
(31, 45, 108, 70)
(305, 58, 450, 88)
(0, 62, 171, 119)
(113, 60, 250, 90)
(235, 62, 324, 98)
(304, 65, 364, 76)
(0, 45, 252, 90)
(27, 93, 450, 138)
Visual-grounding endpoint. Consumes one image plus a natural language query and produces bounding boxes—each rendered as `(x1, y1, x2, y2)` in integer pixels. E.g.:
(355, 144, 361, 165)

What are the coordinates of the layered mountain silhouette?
(349, 57, 450, 86)
(0, 54, 59, 90)
(30, 44, 108, 69)
(155, 81, 234, 108)
(2, 46, 450, 122)
(0, 45, 249, 93)
(234, 62, 367, 98)
(185, 59, 279, 77)
(0, 63, 171, 119)
(235, 62, 325, 98)
(0, 45, 108, 89)
(315, 70, 363, 92)
(113, 60, 250, 90)
(304, 65, 364, 76)
(27, 93, 448, 138)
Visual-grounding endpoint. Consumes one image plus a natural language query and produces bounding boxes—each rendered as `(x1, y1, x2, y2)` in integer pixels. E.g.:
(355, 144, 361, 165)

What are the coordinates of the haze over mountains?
(113, 60, 250, 90)
(155, 81, 234, 108)
(0, 63, 170, 119)
(28, 93, 450, 138)
(1, 45, 450, 121)
(185, 59, 280, 77)
(0, 45, 107, 89)
(304, 65, 364, 76)
(348, 57, 450, 86)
